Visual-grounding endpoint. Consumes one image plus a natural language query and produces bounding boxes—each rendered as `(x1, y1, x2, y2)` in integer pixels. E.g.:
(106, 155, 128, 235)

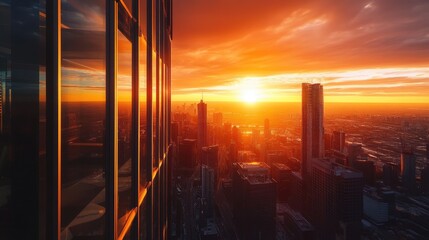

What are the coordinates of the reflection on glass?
(61, 0, 106, 239)
(153, 51, 158, 169)
(140, 35, 148, 188)
(122, 0, 133, 13)
(117, 31, 133, 232)
(0, 1, 46, 239)
(139, 200, 148, 239)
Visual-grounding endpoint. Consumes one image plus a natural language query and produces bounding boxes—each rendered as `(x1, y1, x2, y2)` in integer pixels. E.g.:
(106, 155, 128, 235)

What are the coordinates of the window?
(61, 0, 106, 238)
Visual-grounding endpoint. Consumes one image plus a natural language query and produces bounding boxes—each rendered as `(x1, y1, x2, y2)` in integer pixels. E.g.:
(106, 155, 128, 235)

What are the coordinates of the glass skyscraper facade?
(0, 0, 172, 239)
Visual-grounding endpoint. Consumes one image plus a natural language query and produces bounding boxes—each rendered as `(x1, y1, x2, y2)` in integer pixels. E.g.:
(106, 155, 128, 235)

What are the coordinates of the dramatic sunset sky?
(172, 0, 429, 103)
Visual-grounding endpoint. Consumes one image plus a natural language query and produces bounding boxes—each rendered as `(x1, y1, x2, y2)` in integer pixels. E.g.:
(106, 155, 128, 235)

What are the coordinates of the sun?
(241, 89, 258, 103)
(238, 77, 262, 103)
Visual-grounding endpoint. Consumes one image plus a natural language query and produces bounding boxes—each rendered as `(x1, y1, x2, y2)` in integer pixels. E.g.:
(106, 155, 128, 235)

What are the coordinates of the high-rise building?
(332, 131, 346, 153)
(400, 149, 416, 190)
(0, 1, 173, 239)
(347, 143, 363, 167)
(353, 160, 375, 186)
(202, 145, 219, 184)
(271, 163, 292, 202)
(198, 99, 208, 160)
(179, 139, 198, 168)
(311, 160, 363, 240)
(301, 83, 324, 179)
(232, 162, 277, 240)
(264, 118, 271, 139)
(324, 133, 332, 153)
(201, 165, 215, 214)
(383, 162, 400, 187)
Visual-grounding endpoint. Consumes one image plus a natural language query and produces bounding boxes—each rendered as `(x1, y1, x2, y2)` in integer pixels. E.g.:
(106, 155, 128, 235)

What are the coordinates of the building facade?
(0, 0, 172, 239)
(197, 99, 208, 160)
(311, 160, 363, 240)
(232, 162, 277, 240)
(301, 83, 324, 179)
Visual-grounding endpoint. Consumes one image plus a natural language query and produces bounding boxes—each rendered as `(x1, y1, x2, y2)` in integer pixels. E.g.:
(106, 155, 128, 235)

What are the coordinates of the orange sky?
(172, 0, 429, 103)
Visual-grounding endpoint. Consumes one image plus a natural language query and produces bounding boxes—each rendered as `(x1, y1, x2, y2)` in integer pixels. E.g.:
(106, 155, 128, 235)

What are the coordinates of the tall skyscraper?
(400, 149, 416, 190)
(0, 1, 173, 239)
(198, 99, 208, 160)
(301, 83, 324, 178)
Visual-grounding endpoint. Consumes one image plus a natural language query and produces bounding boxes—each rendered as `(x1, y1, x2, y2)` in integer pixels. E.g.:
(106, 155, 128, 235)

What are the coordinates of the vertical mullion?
(146, 0, 154, 238)
(131, 0, 140, 238)
(106, 0, 118, 239)
(46, 0, 61, 239)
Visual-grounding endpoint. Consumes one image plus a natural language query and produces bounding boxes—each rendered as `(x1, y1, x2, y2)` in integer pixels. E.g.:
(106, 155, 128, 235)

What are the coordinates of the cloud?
(172, 0, 429, 102)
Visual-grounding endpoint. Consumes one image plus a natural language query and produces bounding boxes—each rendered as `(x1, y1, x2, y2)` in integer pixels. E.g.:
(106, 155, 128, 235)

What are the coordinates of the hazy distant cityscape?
(169, 85, 429, 240)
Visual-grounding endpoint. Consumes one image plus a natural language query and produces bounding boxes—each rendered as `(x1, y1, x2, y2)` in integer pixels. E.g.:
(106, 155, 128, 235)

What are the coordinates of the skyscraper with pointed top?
(198, 99, 208, 161)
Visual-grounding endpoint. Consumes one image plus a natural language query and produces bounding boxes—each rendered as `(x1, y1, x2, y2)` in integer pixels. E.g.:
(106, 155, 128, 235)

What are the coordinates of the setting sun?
(238, 77, 262, 103)
(240, 89, 258, 103)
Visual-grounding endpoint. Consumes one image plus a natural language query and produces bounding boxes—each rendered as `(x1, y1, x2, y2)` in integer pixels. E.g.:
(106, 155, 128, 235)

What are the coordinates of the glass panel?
(61, 0, 106, 239)
(152, 0, 157, 51)
(117, 30, 133, 232)
(140, 33, 148, 188)
(0, 1, 12, 237)
(122, 0, 132, 14)
(139, 200, 148, 240)
(0, 0, 46, 238)
(152, 51, 158, 169)
(153, 177, 160, 239)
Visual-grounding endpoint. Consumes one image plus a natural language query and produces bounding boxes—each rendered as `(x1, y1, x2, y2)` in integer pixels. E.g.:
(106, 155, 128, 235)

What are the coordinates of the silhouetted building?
(179, 139, 197, 168)
(353, 160, 375, 186)
(331, 149, 348, 166)
(290, 172, 304, 212)
(264, 118, 271, 139)
(198, 100, 208, 160)
(324, 133, 332, 153)
(202, 145, 219, 183)
(232, 162, 277, 240)
(347, 143, 363, 167)
(301, 83, 324, 179)
(332, 131, 346, 153)
(278, 203, 315, 240)
(383, 162, 400, 187)
(232, 125, 241, 147)
(201, 165, 215, 215)
(311, 160, 363, 240)
(272, 163, 292, 202)
(400, 149, 416, 190)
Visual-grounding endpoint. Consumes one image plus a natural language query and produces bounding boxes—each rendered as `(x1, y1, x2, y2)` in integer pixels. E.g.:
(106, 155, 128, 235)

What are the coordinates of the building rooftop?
(272, 163, 291, 171)
(277, 203, 314, 232)
(236, 162, 273, 184)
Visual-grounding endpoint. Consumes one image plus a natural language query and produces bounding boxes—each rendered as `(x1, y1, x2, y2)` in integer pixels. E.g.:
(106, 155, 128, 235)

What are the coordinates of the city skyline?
(172, 0, 429, 103)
